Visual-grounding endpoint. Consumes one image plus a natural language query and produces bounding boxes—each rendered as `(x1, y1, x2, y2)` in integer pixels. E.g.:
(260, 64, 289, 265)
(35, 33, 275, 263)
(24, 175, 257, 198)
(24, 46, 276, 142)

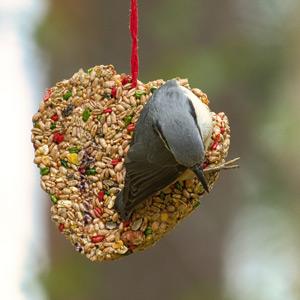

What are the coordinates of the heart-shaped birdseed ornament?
(31, 65, 234, 261)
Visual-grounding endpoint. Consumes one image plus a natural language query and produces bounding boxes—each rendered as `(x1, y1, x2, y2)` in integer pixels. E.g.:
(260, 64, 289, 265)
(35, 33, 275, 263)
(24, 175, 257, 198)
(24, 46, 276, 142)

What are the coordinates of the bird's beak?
(192, 165, 209, 193)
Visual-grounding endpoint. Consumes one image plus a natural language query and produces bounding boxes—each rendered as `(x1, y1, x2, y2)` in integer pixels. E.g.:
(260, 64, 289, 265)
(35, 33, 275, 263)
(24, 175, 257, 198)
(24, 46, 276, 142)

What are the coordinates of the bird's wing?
(120, 141, 186, 213)
(122, 160, 185, 211)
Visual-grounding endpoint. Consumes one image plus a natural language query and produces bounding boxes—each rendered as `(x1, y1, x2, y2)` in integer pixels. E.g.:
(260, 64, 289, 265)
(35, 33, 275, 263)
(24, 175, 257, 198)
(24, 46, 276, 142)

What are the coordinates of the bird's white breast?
(180, 86, 213, 150)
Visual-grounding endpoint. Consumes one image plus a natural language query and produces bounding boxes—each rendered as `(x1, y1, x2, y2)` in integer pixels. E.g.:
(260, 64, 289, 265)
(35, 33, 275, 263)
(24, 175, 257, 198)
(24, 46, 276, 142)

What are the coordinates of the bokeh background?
(1, 0, 300, 299)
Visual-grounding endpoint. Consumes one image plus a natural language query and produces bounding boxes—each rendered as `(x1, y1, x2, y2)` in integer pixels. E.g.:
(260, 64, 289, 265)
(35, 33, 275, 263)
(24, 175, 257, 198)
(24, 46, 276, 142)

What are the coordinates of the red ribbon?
(130, 0, 139, 88)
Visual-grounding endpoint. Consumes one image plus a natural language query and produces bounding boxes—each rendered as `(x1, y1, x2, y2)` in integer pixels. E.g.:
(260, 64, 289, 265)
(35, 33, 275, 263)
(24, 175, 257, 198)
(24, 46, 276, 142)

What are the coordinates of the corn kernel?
(67, 153, 79, 165)
(160, 213, 169, 222)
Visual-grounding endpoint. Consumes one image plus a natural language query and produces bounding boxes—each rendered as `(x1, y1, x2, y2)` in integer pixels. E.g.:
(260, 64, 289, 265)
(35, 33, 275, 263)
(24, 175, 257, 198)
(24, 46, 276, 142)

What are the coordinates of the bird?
(115, 79, 213, 220)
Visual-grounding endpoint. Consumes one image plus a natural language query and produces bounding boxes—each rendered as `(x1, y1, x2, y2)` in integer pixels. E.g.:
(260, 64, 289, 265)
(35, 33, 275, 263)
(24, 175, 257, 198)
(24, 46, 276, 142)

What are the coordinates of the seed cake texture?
(31, 65, 231, 261)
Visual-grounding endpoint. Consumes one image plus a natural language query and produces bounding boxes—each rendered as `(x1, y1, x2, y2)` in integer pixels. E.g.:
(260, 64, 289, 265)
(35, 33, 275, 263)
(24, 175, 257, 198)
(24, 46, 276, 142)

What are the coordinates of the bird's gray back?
(143, 80, 205, 167)
(115, 80, 205, 219)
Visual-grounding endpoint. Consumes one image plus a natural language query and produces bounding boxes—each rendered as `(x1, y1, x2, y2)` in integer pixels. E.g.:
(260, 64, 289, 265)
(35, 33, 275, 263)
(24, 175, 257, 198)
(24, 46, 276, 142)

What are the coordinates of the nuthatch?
(115, 80, 213, 220)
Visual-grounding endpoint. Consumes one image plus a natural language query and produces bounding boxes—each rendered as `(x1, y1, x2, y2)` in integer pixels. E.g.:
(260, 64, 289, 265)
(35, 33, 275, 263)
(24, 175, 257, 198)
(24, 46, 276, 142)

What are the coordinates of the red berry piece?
(211, 141, 218, 150)
(51, 114, 59, 122)
(94, 207, 103, 218)
(91, 235, 105, 243)
(43, 88, 52, 101)
(58, 223, 64, 232)
(111, 159, 120, 166)
(202, 162, 208, 169)
(103, 108, 113, 114)
(215, 134, 221, 142)
(78, 166, 86, 174)
(127, 124, 135, 132)
(220, 127, 226, 134)
(53, 132, 64, 144)
(121, 75, 132, 85)
(111, 87, 117, 98)
(98, 191, 105, 201)
(123, 220, 131, 227)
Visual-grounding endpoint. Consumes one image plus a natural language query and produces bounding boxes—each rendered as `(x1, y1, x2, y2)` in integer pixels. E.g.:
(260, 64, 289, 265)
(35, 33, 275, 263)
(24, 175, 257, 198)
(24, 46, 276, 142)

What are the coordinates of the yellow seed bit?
(67, 153, 79, 165)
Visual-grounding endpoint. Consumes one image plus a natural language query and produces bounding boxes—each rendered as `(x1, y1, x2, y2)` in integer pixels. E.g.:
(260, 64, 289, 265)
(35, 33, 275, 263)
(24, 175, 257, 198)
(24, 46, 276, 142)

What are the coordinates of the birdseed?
(31, 65, 231, 262)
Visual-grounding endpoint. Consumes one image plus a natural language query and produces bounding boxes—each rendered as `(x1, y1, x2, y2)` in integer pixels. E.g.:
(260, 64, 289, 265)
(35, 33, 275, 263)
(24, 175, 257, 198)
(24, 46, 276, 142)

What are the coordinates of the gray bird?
(115, 79, 213, 220)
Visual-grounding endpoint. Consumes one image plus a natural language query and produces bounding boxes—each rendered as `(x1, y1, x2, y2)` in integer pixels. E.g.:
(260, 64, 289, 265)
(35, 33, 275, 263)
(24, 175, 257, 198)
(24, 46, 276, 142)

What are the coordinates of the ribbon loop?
(130, 0, 139, 88)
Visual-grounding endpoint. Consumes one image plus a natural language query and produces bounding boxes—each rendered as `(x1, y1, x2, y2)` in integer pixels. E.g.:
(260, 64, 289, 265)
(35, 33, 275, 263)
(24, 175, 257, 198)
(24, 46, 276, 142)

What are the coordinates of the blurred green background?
(35, 0, 300, 299)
